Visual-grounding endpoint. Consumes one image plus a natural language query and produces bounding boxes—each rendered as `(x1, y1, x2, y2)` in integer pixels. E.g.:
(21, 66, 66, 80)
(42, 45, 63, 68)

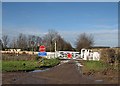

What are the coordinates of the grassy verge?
(2, 58, 60, 72)
(82, 60, 119, 84)
(83, 60, 107, 72)
(40, 58, 60, 67)
(2, 61, 37, 72)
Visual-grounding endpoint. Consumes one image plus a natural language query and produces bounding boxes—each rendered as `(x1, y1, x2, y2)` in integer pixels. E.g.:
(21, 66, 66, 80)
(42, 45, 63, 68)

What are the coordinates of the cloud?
(58, 28, 118, 47)
(2, 26, 118, 47)
(3, 27, 48, 37)
(92, 24, 118, 29)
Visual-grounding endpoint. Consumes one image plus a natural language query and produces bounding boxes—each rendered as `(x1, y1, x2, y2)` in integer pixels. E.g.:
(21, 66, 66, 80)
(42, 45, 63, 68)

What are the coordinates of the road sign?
(38, 52, 47, 57)
(67, 53, 72, 58)
(39, 45, 45, 52)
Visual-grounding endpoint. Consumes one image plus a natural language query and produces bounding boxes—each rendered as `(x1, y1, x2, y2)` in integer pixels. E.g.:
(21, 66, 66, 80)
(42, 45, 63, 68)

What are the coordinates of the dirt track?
(2, 60, 105, 84)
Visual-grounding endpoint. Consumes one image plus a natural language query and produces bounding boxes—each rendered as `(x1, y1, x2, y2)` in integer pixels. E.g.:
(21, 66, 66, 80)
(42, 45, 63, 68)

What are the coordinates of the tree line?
(0, 29, 94, 52)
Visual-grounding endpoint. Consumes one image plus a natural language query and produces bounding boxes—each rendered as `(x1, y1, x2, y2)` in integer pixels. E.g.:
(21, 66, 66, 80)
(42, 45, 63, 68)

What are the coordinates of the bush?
(115, 48, 120, 63)
(100, 49, 116, 63)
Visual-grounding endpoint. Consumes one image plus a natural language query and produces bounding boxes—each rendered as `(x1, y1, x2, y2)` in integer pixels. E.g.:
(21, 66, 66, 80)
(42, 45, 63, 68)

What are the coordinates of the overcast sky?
(2, 2, 118, 47)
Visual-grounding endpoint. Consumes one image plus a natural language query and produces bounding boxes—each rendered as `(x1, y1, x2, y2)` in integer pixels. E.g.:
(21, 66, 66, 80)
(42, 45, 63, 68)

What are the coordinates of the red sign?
(67, 53, 72, 58)
(39, 45, 45, 52)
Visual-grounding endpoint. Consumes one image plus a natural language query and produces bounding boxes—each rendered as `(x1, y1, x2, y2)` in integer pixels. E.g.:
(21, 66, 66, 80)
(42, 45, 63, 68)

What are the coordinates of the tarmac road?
(2, 60, 101, 84)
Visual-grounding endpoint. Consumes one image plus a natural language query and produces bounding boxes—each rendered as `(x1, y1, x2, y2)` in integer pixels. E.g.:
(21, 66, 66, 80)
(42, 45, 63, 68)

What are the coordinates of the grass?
(2, 54, 36, 61)
(2, 61, 37, 72)
(40, 58, 60, 67)
(2, 58, 60, 72)
(83, 60, 107, 71)
(0, 60, 1, 72)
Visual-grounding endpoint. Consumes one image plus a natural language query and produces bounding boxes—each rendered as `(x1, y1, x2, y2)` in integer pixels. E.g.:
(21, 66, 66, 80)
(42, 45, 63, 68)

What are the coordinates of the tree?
(43, 29, 58, 52)
(2, 35, 9, 49)
(30, 35, 42, 51)
(16, 33, 28, 50)
(43, 29, 73, 51)
(56, 35, 64, 51)
(0, 39, 3, 50)
(63, 41, 73, 51)
(27, 35, 35, 50)
(65, 42, 73, 51)
(75, 33, 94, 51)
(9, 37, 17, 48)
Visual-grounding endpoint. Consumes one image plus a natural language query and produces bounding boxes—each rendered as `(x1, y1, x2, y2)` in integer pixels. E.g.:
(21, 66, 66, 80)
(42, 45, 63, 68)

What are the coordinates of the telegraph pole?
(55, 41, 57, 58)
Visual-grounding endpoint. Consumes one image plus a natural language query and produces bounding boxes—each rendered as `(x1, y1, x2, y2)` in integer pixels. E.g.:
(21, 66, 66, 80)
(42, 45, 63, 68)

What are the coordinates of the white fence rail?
(1, 48, 100, 61)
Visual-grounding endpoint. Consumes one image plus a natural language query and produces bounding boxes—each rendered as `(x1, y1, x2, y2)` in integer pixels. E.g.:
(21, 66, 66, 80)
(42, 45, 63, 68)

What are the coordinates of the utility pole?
(55, 41, 57, 58)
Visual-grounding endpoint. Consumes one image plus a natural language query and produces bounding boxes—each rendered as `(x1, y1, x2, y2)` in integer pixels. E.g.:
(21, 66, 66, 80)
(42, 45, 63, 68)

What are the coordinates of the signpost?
(38, 45, 47, 64)
(38, 52, 47, 57)
(39, 45, 45, 52)
(38, 45, 47, 57)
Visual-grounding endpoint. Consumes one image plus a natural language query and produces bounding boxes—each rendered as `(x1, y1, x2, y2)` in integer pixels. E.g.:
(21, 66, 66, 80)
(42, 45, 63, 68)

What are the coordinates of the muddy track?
(2, 60, 104, 84)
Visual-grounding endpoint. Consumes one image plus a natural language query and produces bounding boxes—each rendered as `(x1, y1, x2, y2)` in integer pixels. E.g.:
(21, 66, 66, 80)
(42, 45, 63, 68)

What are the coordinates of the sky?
(2, 2, 118, 47)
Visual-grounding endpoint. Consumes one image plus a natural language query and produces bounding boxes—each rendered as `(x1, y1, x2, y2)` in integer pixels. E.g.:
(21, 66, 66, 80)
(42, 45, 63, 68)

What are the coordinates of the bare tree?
(43, 29, 73, 51)
(75, 33, 94, 51)
(27, 35, 32, 49)
(9, 37, 17, 48)
(17, 33, 28, 50)
(0, 39, 3, 50)
(56, 35, 73, 51)
(56, 35, 64, 51)
(43, 29, 58, 52)
(2, 35, 9, 49)
(27, 35, 43, 51)
(63, 41, 73, 51)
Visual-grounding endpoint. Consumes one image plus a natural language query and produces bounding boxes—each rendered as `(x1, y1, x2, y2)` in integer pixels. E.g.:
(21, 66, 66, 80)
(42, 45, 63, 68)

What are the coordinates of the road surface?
(2, 60, 102, 84)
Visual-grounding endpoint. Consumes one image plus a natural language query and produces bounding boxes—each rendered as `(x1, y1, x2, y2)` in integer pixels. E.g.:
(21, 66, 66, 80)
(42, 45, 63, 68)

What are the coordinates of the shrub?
(100, 48, 116, 63)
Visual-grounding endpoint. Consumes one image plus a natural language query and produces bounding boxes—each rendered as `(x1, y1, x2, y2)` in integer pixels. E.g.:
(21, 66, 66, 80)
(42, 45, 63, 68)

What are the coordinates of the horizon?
(2, 2, 118, 48)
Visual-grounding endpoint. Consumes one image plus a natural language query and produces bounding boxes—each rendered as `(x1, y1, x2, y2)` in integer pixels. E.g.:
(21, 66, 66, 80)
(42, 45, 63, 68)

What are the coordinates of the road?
(2, 60, 101, 84)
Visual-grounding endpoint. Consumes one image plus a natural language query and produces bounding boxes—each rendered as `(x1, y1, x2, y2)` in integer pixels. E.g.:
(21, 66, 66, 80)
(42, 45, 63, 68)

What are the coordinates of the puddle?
(29, 68, 50, 73)
(95, 80, 104, 83)
(75, 61, 83, 74)
(29, 61, 64, 73)
(60, 60, 69, 64)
